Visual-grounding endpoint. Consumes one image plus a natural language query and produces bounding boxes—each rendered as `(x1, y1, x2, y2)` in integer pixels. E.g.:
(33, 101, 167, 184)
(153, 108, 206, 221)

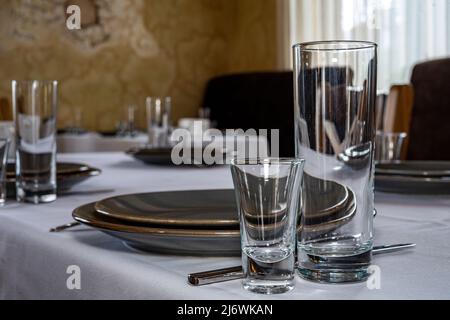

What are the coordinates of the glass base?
(297, 241, 372, 283)
(17, 188, 57, 204)
(243, 279, 294, 295)
(297, 267, 370, 284)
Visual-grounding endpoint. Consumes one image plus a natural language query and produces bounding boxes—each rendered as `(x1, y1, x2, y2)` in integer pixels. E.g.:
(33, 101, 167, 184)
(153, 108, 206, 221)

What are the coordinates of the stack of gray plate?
(375, 161, 450, 194)
(74, 190, 241, 256)
(72, 176, 357, 256)
(7, 162, 101, 198)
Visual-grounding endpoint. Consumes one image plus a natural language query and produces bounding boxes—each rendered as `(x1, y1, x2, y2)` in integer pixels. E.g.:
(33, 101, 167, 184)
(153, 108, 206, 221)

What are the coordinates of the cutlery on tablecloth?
(188, 243, 416, 286)
(49, 221, 81, 232)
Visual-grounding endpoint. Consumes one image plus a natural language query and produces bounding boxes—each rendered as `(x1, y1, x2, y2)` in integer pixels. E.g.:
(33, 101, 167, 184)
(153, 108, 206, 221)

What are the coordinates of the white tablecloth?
(0, 153, 449, 299)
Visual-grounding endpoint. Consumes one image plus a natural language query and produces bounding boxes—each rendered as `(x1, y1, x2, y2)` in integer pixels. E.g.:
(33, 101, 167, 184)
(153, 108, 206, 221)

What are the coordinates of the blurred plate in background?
(375, 174, 450, 194)
(6, 162, 101, 197)
(376, 161, 450, 177)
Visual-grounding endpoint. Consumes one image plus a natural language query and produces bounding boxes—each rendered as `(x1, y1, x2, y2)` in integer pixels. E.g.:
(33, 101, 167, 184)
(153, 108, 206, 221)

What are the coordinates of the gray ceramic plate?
(95, 181, 350, 228)
(126, 147, 173, 165)
(73, 202, 241, 256)
(6, 162, 101, 197)
(73, 198, 357, 256)
(376, 161, 450, 177)
(375, 174, 450, 194)
(95, 189, 238, 227)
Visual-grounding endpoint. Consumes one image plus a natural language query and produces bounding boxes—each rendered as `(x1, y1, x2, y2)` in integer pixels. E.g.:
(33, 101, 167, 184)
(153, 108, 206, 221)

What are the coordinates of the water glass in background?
(12, 80, 58, 204)
(146, 97, 172, 147)
(198, 107, 211, 119)
(67, 107, 85, 135)
(293, 41, 377, 283)
(0, 121, 15, 161)
(0, 138, 10, 206)
(375, 131, 407, 161)
(117, 105, 138, 137)
(230, 158, 305, 294)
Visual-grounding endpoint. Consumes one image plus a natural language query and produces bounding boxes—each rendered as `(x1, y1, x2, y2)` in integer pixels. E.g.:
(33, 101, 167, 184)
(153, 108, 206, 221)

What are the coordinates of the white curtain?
(289, 0, 450, 90)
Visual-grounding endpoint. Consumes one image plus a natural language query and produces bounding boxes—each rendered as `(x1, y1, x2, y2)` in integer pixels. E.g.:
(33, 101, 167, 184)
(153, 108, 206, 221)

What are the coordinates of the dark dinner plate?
(95, 189, 238, 227)
(95, 180, 354, 228)
(376, 161, 450, 177)
(73, 202, 241, 256)
(74, 194, 356, 256)
(6, 162, 101, 197)
(375, 161, 450, 194)
(126, 147, 173, 165)
(126, 147, 226, 166)
(375, 174, 450, 194)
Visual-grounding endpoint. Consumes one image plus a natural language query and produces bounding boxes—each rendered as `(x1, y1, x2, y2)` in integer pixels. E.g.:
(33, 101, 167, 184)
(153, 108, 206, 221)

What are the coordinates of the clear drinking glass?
(230, 158, 305, 294)
(146, 97, 172, 147)
(12, 80, 58, 204)
(0, 138, 10, 206)
(293, 41, 377, 283)
(0, 122, 15, 161)
(375, 131, 407, 161)
(69, 107, 84, 135)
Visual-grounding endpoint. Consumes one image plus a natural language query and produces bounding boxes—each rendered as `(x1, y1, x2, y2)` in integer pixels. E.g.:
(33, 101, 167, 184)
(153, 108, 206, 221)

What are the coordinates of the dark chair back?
(202, 72, 295, 156)
(408, 58, 450, 160)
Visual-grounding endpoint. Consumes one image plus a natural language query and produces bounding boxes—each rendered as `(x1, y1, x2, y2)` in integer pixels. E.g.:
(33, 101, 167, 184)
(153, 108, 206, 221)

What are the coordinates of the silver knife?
(188, 243, 416, 286)
(49, 221, 81, 232)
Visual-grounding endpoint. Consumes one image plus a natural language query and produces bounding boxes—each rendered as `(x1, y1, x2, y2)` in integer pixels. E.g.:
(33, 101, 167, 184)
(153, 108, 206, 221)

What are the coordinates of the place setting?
(67, 173, 360, 257)
(125, 98, 223, 166)
(0, 81, 103, 207)
(66, 157, 414, 293)
(125, 98, 267, 167)
(374, 131, 450, 194)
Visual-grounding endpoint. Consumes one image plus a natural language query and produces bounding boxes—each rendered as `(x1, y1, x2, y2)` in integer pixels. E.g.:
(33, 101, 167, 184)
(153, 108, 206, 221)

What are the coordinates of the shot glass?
(12, 80, 58, 204)
(230, 158, 305, 294)
(0, 138, 10, 206)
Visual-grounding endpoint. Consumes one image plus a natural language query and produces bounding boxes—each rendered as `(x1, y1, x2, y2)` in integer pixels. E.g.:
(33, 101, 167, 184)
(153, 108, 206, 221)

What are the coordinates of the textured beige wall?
(0, 0, 278, 131)
(228, 0, 278, 73)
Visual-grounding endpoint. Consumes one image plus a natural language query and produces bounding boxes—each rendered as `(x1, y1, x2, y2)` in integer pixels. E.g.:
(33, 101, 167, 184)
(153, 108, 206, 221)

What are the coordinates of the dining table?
(0, 152, 449, 300)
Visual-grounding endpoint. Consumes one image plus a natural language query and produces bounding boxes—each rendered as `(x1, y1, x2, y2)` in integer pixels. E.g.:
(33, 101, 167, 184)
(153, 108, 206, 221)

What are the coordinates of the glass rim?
(12, 80, 58, 85)
(293, 40, 377, 52)
(230, 157, 305, 166)
(376, 130, 407, 138)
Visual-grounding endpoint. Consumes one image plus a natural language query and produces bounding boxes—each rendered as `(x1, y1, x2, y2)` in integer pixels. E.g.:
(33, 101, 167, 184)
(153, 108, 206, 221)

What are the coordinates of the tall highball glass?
(293, 41, 377, 283)
(12, 80, 58, 204)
